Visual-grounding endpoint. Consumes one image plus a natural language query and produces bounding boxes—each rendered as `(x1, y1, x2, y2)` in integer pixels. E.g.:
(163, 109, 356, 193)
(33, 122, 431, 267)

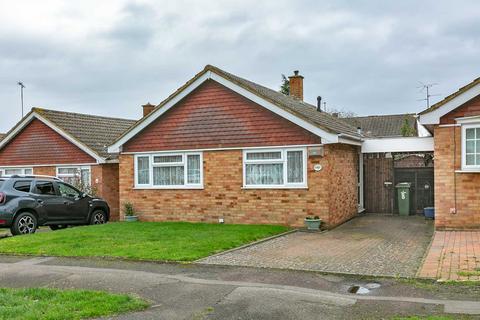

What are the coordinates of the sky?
(1, 0, 480, 132)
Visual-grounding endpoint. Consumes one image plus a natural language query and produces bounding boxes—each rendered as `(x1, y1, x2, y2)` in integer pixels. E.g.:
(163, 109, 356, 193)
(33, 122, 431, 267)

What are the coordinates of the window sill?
(455, 170, 480, 173)
(242, 186, 308, 190)
(133, 186, 204, 190)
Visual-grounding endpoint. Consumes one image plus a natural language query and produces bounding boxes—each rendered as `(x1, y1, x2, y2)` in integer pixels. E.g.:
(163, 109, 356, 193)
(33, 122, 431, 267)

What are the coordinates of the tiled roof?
(114, 65, 363, 146)
(344, 114, 417, 138)
(206, 65, 362, 139)
(418, 77, 480, 115)
(33, 108, 137, 159)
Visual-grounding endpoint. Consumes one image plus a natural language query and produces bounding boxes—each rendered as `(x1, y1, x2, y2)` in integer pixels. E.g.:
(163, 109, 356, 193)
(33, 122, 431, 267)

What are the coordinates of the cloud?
(0, 0, 480, 132)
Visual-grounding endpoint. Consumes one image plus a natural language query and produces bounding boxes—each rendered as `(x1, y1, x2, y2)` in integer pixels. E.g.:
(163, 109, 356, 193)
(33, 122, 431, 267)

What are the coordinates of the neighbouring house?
(0, 108, 136, 219)
(108, 65, 364, 228)
(419, 77, 480, 229)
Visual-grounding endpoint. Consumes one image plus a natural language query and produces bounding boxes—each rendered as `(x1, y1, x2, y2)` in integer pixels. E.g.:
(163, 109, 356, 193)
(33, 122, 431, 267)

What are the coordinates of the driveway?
(199, 214, 434, 277)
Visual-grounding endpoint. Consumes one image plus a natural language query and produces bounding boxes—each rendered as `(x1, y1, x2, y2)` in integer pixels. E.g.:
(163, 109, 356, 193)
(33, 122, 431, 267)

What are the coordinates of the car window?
(13, 181, 32, 193)
(33, 181, 56, 195)
(0, 180, 4, 188)
(57, 182, 81, 198)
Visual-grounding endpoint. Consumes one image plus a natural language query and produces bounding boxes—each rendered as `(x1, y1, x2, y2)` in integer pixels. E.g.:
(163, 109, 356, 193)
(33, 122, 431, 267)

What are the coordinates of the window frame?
(56, 166, 91, 186)
(462, 124, 480, 171)
(134, 152, 203, 189)
(242, 147, 308, 189)
(0, 167, 33, 176)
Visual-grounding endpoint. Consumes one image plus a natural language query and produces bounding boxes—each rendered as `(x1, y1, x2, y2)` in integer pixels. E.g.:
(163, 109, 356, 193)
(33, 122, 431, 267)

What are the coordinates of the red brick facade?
(434, 125, 480, 229)
(118, 145, 359, 228)
(123, 80, 321, 152)
(0, 119, 95, 165)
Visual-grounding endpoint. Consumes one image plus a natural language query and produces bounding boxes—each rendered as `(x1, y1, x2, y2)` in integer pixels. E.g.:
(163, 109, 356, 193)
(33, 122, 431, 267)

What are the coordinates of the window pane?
(287, 151, 303, 183)
(246, 152, 282, 160)
(476, 128, 480, 139)
(58, 168, 78, 175)
(153, 155, 182, 163)
(466, 154, 475, 166)
(58, 183, 80, 198)
(153, 166, 184, 185)
(137, 157, 150, 184)
(34, 181, 55, 195)
(466, 128, 475, 139)
(24, 169, 33, 175)
(14, 181, 31, 193)
(187, 155, 201, 184)
(246, 163, 283, 185)
(5, 169, 22, 175)
(81, 169, 91, 186)
(467, 140, 475, 153)
(477, 155, 480, 166)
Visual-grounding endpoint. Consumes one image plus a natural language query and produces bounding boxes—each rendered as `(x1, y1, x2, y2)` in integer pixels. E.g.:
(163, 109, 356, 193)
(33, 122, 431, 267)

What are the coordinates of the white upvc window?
(462, 124, 480, 170)
(56, 166, 91, 186)
(0, 167, 33, 176)
(243, 148, 307, 189)
(134, 152, 203, 189)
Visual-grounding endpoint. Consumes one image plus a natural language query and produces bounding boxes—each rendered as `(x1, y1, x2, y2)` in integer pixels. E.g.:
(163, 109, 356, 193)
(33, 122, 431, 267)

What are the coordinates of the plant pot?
(304, 218, 321, 231)
(124, 215, 138, 222)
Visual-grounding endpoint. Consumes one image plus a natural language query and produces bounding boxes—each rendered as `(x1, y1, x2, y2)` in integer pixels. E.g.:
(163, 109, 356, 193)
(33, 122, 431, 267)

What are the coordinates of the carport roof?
(344, 114, 417, 138)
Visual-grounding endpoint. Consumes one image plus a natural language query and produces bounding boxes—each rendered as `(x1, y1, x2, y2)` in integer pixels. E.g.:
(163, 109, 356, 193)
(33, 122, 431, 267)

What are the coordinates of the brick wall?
(118, 145, 358, 228)
(434, 126, 480, 229)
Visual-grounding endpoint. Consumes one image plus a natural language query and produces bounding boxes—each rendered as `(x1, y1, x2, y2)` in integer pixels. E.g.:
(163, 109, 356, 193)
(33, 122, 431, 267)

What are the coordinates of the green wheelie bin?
(396, 182, 411, 216)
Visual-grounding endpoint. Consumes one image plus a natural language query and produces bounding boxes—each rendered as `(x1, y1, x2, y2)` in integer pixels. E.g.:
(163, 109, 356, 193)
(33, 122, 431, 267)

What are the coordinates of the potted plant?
(304, 215, 322, 231)
(123, 202, 138, 222)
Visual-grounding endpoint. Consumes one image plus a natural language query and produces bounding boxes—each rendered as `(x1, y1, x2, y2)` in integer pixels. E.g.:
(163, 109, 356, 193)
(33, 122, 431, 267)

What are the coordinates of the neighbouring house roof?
(0, 133, 5, 142)
(344, 114, 417, 138)
(418, 76, 480, 125)
(109, 65, 362, 152)
(0, 108, 137, 161)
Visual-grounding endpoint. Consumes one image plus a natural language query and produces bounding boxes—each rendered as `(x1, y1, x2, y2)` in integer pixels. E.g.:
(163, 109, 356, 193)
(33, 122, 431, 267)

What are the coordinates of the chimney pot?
(288, 70, 304, 100)
(316, 96, 322, 112)
(142, 102, 155, 117)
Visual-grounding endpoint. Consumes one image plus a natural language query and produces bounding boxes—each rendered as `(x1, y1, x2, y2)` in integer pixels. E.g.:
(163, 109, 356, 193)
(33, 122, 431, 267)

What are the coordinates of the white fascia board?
(0, 112, 105, 164)
(362, 137, 434, 153)
(108, 71, 341, 153)
(419, 82, 480, 125)
(455, 115, 480, 124)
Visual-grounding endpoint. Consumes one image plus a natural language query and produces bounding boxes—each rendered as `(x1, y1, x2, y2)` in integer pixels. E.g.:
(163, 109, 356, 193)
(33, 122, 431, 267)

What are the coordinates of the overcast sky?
(1, 0, 480, 132)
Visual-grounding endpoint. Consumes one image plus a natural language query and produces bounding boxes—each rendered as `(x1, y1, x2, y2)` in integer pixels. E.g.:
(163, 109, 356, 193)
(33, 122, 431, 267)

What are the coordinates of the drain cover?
(348, 285, 370, 294)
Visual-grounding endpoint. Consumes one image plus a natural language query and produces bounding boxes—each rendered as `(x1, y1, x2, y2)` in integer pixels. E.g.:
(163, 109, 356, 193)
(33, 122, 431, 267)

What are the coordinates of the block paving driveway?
(200, 214, 434, 277)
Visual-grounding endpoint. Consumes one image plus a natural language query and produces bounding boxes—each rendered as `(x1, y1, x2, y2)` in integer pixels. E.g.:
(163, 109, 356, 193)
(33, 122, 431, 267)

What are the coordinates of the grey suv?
(0, 175, 110, 235)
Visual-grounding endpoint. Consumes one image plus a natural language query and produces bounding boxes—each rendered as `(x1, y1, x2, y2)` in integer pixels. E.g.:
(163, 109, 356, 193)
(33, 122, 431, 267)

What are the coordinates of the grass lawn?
(0, 222, 288, 261)
(0, 287, 148, 320)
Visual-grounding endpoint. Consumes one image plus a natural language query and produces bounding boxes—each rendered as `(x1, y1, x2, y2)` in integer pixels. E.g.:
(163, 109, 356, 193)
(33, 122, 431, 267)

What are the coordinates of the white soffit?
(362, 137, 434, 153)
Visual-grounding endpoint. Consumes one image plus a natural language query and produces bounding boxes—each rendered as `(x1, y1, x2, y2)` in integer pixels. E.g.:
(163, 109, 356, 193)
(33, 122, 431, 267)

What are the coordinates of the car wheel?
(11, 212, 37, 236)
(90, 210, 107, 225)
(49, 225, 68, 231)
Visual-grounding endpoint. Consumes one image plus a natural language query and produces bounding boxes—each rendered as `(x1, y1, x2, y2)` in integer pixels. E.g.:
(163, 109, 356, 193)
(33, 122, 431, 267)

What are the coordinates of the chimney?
(316, 96, 322, 112)
(142, 102, 155, 117)
(288, 70, 304, 100)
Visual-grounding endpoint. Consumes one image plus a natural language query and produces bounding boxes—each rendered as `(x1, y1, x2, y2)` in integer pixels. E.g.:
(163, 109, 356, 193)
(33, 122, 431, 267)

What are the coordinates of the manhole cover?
(347, 285, 370, 294)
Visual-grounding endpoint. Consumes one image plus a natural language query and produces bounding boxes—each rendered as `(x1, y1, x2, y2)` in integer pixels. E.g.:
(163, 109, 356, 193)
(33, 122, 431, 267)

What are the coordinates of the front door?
(394, 168, 434, 214)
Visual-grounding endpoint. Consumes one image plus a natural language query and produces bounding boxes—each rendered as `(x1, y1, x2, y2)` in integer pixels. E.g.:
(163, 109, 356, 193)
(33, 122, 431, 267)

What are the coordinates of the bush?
(123, 202, 136, 216)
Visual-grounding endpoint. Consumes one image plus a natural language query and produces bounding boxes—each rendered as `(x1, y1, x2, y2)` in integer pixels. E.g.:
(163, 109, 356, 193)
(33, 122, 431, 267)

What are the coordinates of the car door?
(56, 182, 90, 221)
(32, 180, 67, 221)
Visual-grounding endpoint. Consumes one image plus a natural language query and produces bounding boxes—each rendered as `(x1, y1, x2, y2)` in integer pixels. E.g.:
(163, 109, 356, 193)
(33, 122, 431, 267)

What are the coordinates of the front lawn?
(0, 287, 148, 320)
(0, 222, 288, 261)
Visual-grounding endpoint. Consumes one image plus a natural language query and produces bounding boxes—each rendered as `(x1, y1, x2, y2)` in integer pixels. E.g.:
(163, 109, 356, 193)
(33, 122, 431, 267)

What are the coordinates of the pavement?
(0, 255, 479, 319)
(200, 214, 434, 277)
(420, 230, 480, 281)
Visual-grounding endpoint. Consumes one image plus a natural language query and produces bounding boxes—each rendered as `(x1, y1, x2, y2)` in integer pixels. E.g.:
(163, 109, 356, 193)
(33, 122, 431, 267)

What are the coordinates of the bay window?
(243, 148, 307, 188)
(0, 167, 33, 176)
(463, 124, 480, 170)
(135, 153, 203, 188)
(56, 166, 91, 186)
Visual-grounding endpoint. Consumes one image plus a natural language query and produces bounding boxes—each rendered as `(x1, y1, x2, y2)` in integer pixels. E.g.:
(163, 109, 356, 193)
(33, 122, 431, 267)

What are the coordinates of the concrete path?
(419, 230, 480, 281)
(0, 255, 479, 319)
(200, 215, 434, 277)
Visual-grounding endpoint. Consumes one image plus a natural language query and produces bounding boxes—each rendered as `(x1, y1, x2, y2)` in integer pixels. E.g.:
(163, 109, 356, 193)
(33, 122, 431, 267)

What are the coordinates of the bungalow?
(0, 108, 136, 219)
(419, 77, 480, 229)
(108, 65, 364, 228)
